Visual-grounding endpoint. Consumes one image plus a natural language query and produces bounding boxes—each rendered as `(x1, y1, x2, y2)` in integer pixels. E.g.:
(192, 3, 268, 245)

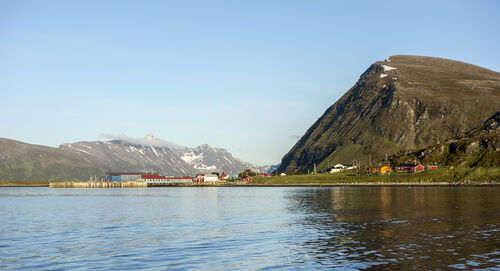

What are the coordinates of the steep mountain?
(388, 111, 500, 167)
(178, 144, 267, 174)
(266, 163, 281, 174)
(0, 138, 103, 181)
(59, 140, 194, 176)
(278, 55, 500, 173)
(0, 134, 266, 181)
(61, 136, 265, 176)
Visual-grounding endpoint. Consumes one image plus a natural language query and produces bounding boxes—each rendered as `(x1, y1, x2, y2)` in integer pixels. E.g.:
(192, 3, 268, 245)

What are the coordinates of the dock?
(49, 181, 231, 188)
(50, 181, 148, 188)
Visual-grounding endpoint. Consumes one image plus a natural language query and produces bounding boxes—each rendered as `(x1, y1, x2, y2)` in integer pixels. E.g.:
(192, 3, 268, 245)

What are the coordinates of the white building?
(204, 174, 219, 182)
(330, 164, 356, 173)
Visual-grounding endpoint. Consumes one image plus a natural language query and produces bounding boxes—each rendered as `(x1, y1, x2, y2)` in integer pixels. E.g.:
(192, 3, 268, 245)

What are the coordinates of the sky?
(1, 0, 499, 165)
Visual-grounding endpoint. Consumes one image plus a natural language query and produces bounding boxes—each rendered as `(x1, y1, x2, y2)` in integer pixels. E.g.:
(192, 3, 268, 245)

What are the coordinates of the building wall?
(108, 174, 141, 182)
(110, 175, 122, 182)
(121, 174, 141, 182)
(204, 175, 218, 182)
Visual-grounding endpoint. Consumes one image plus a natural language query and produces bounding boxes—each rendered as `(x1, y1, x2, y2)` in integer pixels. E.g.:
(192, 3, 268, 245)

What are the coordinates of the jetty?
(49, 181, 234, 188)
(50, 181, 148, 188)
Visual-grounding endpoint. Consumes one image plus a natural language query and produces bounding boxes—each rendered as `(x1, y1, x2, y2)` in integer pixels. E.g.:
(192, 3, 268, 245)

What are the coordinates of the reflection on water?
(286, 187, 500, 269)
(0, 187, 499, 270)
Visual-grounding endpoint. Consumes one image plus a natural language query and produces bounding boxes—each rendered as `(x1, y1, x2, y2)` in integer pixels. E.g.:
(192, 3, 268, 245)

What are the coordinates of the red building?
(396, 164, 424, 173)
(140, 174, 193, 183)
(219, 173, 229, 180)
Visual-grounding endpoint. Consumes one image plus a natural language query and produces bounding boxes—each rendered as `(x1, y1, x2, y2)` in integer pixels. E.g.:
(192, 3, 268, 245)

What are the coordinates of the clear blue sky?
(1, 0, 499, 165)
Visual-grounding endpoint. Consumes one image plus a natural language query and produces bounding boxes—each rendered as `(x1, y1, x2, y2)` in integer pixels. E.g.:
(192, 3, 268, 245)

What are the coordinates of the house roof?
(397, 164, 422, 167)
(141, 174, 165, 179)
(165, 177, 193, 180)
(141, 175, 193, 180)
(106, 172, 142, 175)
(371, 165, 388, 169)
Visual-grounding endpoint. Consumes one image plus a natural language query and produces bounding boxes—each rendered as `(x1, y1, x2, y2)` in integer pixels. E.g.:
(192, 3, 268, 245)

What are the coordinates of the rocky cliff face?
(389, 111, 500, 167)
(278, 55, 500, 173)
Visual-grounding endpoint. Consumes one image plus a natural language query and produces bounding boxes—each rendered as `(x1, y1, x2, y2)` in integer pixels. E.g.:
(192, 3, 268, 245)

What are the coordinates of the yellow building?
(369, 165, 392, 174)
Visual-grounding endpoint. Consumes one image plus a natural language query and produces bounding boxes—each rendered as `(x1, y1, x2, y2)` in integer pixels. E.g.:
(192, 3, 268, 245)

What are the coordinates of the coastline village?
(93, 162, 438, 185)
(97, 171, 274, 185)
(322, 163, 438, 175)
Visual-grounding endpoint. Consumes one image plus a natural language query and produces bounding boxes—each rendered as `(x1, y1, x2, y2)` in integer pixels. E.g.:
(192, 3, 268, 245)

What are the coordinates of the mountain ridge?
(278, 55, 500, 173)
(0, 135, 269, 181)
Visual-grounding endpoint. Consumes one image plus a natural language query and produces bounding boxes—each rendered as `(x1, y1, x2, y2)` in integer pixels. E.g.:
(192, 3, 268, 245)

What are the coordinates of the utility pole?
(314, 163, 317, 174)
(369, 154, 372, 167)
(389, 159, 391, 176)
(386, 152, 391, 175)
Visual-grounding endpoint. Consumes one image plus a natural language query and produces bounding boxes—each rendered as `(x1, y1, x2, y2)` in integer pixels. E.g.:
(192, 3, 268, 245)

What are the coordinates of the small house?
(330, 165, 344, 173)
(396, 164, 424, 173)
(105, 172, 142, 182)
(242, 177, 252, 182)
(369, 165, 392, 174)
(204, 174, 219, 182)
(219, 173, 229, 180)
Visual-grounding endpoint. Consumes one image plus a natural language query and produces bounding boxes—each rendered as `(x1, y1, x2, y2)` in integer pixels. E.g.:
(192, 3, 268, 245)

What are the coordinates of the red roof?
(165, 177, 193, 180)
(106, 172, 141, 175)
(141, 174, 166, 179)
(140, 175, 193, 180)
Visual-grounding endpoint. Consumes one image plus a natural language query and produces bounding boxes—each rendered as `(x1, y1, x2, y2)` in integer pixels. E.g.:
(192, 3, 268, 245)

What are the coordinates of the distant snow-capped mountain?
(60, 134, 267, 176)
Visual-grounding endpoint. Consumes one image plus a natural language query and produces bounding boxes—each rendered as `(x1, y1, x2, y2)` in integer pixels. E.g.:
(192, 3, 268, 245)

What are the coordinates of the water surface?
(1, 186, 499, 270)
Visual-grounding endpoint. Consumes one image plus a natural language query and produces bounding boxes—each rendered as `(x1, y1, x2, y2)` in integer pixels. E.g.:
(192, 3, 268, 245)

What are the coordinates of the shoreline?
(1, 182, 500, 188)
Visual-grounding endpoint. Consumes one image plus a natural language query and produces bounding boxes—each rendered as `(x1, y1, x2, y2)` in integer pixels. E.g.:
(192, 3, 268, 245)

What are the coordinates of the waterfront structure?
(138, 174, 193, 184)
(105, 172, 142, 182)
(204, 174, 219, 182)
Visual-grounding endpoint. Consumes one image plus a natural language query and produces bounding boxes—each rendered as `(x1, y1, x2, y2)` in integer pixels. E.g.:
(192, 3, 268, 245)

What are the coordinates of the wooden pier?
(49, 181, 230, 188)
(50, 181, 148, 188)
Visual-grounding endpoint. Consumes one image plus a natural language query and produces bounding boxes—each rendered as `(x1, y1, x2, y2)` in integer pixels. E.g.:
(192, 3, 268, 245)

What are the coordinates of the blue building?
(105, 172, 142, 182)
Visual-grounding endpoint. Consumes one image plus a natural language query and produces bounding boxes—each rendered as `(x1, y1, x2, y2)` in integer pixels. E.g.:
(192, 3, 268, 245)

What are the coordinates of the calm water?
(1, 186, 500, 270)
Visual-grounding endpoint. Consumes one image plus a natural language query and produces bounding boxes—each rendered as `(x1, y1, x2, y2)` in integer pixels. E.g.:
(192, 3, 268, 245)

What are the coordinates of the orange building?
(369, 165, 392, 174)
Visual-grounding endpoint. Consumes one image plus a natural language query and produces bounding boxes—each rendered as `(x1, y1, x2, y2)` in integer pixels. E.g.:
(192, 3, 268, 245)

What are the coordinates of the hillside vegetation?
(254, 167, 500, 185)
(278, 55, 500, 174)
(389, 111, 500, 167)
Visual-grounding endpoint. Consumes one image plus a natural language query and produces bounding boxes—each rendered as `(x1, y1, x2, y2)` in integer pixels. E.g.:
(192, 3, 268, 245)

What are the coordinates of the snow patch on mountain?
(194, 164, 217, 171)
(382, 65, 397, 71)
(181, 152, 203, 164)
